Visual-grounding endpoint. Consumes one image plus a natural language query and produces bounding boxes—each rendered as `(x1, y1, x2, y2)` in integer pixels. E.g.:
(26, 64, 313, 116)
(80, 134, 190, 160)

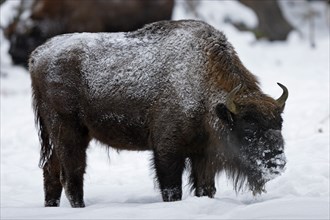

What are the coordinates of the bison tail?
(32, 87, 52, 169)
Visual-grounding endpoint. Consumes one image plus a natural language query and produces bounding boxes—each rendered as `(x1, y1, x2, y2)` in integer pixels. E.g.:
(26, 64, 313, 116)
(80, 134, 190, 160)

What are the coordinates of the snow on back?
(31, 21, 219, 116)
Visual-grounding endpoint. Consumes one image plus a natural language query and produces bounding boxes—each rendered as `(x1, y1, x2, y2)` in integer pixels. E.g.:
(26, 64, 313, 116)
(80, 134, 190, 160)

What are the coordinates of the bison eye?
(242, 120, 257, 131)
(244, 128, 256, 137)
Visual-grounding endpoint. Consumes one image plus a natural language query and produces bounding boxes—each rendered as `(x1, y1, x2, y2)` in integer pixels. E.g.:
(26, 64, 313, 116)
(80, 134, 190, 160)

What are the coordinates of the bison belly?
(82, 103, 151, 151)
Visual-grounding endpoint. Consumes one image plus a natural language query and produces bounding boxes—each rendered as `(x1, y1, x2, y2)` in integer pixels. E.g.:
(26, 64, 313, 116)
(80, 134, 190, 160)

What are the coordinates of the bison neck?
(205, 48, 260, 94)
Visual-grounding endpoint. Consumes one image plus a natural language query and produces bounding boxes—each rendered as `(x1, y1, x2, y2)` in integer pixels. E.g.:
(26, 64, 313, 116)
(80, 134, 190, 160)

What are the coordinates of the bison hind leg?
(50, 116, 90, 208)
(43, 152, 63, 207)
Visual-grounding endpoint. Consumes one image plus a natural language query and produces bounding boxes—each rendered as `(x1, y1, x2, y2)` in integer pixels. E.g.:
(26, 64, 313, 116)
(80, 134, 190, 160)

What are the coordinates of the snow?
(0, 0, 21, 27)
(1, 0, 329, 219)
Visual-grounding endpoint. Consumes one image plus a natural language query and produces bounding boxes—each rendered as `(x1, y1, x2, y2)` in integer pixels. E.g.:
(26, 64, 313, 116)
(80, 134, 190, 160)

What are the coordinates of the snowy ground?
(1, 1, 329, 219)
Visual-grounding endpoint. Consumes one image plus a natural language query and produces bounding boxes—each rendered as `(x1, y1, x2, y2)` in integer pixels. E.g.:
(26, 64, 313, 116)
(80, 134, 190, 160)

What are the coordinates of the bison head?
(5, 19, 49, 66)
(216, 83, 288, 194)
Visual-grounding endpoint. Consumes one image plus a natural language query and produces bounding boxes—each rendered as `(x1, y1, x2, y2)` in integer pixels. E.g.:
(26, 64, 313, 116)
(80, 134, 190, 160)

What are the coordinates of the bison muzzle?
(29, 20, 288, 207)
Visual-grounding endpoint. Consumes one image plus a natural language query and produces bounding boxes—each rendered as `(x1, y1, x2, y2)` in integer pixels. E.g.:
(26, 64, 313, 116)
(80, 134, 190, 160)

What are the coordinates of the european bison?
(4, 0, 174, 65)
(29, 20, 288, 207)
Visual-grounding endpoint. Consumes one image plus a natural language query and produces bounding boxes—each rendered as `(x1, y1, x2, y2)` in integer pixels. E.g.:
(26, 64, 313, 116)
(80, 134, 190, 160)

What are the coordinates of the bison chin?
(226, 150, 286, 195)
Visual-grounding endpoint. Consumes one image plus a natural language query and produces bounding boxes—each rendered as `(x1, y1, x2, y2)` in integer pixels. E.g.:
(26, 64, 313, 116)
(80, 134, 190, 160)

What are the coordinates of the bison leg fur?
(52, 119, 90, 208)
(189, 155, 216, 198)
(153, 150, 185, 202)
(43, 152, 63, 207)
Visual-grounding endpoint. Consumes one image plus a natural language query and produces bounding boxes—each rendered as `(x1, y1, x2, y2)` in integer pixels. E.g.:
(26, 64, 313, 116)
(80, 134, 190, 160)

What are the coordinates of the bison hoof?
(70, 200, 85, 208)
(161, 188, 182, 202)
(195, 186, 216, 198)
(45, 199, 60, 207)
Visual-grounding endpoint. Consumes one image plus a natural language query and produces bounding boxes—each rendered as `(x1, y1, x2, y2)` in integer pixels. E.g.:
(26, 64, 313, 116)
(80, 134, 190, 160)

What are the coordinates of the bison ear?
(216, 103, 234, 125)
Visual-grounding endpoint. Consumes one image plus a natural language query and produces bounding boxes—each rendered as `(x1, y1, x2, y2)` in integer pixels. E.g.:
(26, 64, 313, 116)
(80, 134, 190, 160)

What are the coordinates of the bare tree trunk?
(238, 0, 294, 41)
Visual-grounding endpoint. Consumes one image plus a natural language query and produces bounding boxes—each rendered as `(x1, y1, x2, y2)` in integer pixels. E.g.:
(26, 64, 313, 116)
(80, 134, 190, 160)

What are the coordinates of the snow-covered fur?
(29, 20, 288, 207)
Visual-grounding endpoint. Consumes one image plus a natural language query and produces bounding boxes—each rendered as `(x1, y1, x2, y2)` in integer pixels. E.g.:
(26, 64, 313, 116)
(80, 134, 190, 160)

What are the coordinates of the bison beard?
(29, 20, 288, 207)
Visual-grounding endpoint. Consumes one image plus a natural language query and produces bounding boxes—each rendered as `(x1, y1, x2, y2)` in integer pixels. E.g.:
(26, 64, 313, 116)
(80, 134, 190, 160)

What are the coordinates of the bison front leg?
(153, 149, 185, 202)
(53, 119, 90, 208)
(43, 152, 62, 207)
(189, 155, 217, 198)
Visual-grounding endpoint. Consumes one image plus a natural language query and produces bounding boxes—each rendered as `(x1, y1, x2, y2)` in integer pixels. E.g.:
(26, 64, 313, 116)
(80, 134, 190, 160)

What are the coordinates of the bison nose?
(266, 159, 286, 169)
(264, 150, 283, 161)
(264, 150, 286, 171)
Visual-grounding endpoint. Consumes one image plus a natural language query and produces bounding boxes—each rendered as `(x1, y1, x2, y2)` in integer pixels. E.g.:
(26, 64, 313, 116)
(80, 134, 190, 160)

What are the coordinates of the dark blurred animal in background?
(3, 0, 174, 66)
(29, 20, 288, 207)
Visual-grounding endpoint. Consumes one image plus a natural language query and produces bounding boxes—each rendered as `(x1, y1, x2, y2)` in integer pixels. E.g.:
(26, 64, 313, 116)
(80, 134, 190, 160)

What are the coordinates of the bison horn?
(276, 83, 288, 108)
(226, 84, 242, 114)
